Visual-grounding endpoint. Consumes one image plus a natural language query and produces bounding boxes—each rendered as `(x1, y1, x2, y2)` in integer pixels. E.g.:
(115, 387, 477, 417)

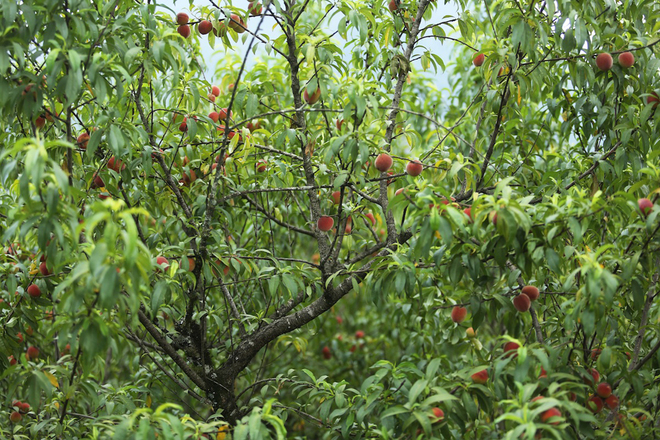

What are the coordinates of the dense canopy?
(1, 0, 660, 438)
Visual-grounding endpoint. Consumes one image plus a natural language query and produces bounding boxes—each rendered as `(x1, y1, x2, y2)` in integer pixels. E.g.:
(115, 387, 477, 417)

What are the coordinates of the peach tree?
(1, 0, 660, 438)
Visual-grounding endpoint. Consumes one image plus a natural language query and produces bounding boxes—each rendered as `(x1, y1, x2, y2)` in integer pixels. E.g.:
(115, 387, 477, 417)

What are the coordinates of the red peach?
(317, 216, 334, 232)
(176, 12, 189, 25)
(406, 160, 423, 176)
(596, 382, 612, 398)
(303, 87, 321, 105)
(604, 394, 619, 409)
(177, 25, 191, 38)
(513, 293, 531, 312)
(374, 154, 393, 172)
(27, 284, 41, 298)
(26, 346, 39, 361)
(521, 285, 540, 301)
(431, 407, 444, 423)
(588, 395, 603, 413)
(503, 341, 520, 357)
(450, 306, 467, 323)
(77, 132, 90, 149)
(618, 51, 634, 68)
(541, 408, 562, 425)
(198, 20, 213, 35)
(638, 198, 653, 216)
(596, 53, 613, 71)
(471, 369, 488, 384)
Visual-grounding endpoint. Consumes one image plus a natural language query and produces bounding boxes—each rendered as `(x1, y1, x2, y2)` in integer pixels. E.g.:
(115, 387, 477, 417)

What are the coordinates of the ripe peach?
(198, 20, 213, 35)
(451, 306, 467, 323)
(182, 170, 197, 186)
(604, 394, 619, 409)
(218, 108, 232, 120)
(228, 14, 247, 33)
(77, 132, 90, 149)
(406, 159, 423, 176)
(638, 198, 653, 216)
(618, 51, 634, 68)
(588, 395, 603, 413)
(156, 256, 169, 270)
(91, 174, 104, 189)
(473, 53, 485, 67)
(35, 115, 46, 129)
(388, 0, 398, 11)
(463, 207, 472, 221)
(366, 212, 376, 225)
(336, 119, 344, 131)
(503, 341, 520, 357)
(344, 217, 352, 234)
(521, 285, 540, 301)
(176, 12, 189, 25)
(108, 156, 125, 172)
(214, 22, 228, 37)
(322, 346, 331, 359)
(471, 369, 488, 384)
(8, 355, 16, 365)
(209, 111, 220, 123)
(177, 25, 191, 38)
(596, 382, 612, 398)
(431, 407, 444, 422)
(27, 284, 41, 298)
(248, 2, 262, 16)
(256, 160, 267, 172)
(211, 85, 220, 97)
(246, 120, 261, 131)
(183, 257, 196, 272)
(374, 153, 393, 172)
(513, 293, 531, 312)
(541, 408, 562, 425)
(648, 92, 659, 108)
(39, 262, 50, 276)
(331, 191, 341, 204)
(355, 330, 365, 339)
(584, 368, 600, 385)
(596, 53, 613, 71)
(9, 411, 21, 423)
(303, 87, 321, 104)
(317, 216, 334, 232)
(26, 346, 39, 361)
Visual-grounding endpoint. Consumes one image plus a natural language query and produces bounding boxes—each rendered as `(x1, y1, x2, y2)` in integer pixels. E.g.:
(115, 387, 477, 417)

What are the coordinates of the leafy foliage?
(1, 0, 660, 438)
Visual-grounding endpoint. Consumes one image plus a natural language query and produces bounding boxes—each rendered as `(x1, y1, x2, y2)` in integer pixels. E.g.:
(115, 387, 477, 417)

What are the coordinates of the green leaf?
(408, 379, 428, 404)
(98, 267, 120, 309)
